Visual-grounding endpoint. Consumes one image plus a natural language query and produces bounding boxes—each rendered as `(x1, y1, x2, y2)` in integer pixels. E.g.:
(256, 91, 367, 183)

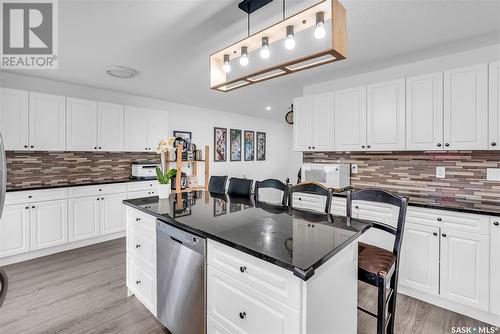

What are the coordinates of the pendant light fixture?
(210, 0, 347, 92)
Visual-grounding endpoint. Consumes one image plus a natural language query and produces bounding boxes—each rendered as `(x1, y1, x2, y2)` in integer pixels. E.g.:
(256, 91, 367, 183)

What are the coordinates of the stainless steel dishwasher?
(156, 220, 206, 334)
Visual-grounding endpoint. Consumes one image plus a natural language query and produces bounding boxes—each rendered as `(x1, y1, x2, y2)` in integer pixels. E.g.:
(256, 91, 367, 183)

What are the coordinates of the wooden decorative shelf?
(164, 144, 209, 194)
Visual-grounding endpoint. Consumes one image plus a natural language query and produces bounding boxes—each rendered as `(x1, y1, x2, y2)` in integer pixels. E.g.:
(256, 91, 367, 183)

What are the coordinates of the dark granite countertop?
(6, 178, 155, 192)
(123, 191, 371, 281)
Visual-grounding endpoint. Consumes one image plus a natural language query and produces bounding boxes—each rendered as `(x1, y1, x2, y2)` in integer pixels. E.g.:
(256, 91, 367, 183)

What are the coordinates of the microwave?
(301, 163, 350, 189)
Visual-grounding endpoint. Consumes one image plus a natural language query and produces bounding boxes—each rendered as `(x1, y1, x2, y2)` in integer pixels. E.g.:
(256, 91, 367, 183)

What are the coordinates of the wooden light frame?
(209, 0, 346, 92)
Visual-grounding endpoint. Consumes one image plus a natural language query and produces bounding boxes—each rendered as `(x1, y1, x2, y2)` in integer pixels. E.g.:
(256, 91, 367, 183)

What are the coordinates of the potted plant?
(155, 167, 177, 199)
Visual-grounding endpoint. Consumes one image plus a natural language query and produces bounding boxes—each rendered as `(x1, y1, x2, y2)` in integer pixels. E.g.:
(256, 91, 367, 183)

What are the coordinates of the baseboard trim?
(399, 285, 500, 327)
(0, 232, 125, 267)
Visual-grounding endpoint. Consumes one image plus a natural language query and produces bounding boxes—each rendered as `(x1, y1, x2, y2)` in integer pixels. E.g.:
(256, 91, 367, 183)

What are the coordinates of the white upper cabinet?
(367, 79, 406, 151)
(489, 61, 500, 150)
(406, 73, 444, 151)
(444, 64, 488, 150)
(147, 109, 168, 152)
(292, 93, 334, 151)
(66, 98, 98, 151)
(334, 86, 367, 151)
(293, 96, 313, 151)
(29, 92, 66, 151)
(98, 102, 124, 151)
(0, 88, 29, 150)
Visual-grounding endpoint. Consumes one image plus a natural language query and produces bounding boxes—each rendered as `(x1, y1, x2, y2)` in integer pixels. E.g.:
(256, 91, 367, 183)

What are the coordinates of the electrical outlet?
(436, 167, 446, 179)
(351, 164, 358, 174)
(487, 168, 500, 181)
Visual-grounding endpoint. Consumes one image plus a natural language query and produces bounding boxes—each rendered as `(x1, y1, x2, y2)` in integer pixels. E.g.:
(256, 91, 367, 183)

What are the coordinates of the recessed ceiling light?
(265, 106, 272, 111)
(105, 65, 138, 79)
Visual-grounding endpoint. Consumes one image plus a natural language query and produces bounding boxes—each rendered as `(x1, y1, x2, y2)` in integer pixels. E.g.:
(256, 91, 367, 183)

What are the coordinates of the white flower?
(156, 136, 178, 154)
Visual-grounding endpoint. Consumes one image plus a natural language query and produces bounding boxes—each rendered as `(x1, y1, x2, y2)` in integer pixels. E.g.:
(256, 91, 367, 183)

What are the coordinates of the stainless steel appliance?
(156, 221, 206, 334)
(0, 133, 6, 220)
(301, 163, 351, 189)
(131, 162, 160, 180)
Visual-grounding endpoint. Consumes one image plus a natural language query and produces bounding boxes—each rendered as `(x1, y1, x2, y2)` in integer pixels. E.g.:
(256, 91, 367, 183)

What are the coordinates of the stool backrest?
(208, 175, 228, 194)
(254, 179, 288, 206)
(227, 177, 253, 197)
(346, 188, 408, 258)
(289, 182, 332, 214)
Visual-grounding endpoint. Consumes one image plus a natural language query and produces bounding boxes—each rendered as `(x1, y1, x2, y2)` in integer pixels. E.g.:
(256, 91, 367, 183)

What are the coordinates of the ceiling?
(3, 0, 500, 120)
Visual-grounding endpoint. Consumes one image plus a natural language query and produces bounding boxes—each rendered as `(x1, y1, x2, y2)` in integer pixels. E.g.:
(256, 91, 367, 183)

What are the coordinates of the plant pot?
(157, 183, 171, 199)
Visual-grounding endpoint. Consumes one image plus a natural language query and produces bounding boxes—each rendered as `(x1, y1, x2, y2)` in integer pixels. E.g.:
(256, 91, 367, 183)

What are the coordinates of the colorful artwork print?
(244, 131, 254, 161)
(213, 198, 227, 216)
(214, 127, 227, 162)
(256, 132, 266, 161)
(230, 129, 242, 161)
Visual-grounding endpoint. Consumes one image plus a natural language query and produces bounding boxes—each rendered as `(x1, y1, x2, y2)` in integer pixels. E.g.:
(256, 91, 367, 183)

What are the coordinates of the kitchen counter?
(6, 178, 154, 192)
(123, 191, 371, 280)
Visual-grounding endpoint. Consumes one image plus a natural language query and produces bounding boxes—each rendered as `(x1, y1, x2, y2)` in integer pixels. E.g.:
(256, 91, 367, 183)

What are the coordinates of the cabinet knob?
(25, 206, 29, 210)
(308, 146, 311, 149)
(101, 197, 104, 200)
(433, 232, 438, 236)
(99, 147, 102, 149)
(298, 197, 302, 201)
(97, 198, 100, 201)
(94, 147, 97, 149)
(30, 145, 34, 148)
(136, 217, 141, 222)
(492, 142, 497, 147)
(239, 266, 247, 273)
(239, 312, 246, 319)
(444, 143, 449, 147)
(308, 223, 311, 227)
(31, 205, 35, 208)
(24, 145, 28, 148)
(136, 244, 141, 248)
(437, 143, 442, 147)
(311, 224, 315, 228)
(362, 145, 365, 149)
(354, 205, 359, 209)
(367, 145, 371, 149)
(312, 146, 315, 149)
(136, 280, 141, 285)
(437, 217, 442, 222)
(494, 221, 499, 226)
(442, 233, 447, 237)
(28, 195, 32, 198)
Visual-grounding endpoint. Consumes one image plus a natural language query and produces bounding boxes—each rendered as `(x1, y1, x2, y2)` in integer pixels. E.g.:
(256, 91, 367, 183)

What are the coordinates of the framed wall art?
(256, 132, 266, 161)
(244, 131, 254, 161)
(214, 127, 227, 162)
(230, 129, 242, 161)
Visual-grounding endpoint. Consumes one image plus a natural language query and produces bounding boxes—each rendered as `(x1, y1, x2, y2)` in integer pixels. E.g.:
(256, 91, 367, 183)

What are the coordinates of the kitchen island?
(123, 191, 371, 334)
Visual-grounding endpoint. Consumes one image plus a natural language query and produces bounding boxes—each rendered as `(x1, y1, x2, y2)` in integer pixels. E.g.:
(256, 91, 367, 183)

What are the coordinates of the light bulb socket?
(223, 54, 230, 64)
(316, 11, 325, 25)
(241, 46, 248, 56)
(286, 25, 294, 38)
(261, 37, 269, 48)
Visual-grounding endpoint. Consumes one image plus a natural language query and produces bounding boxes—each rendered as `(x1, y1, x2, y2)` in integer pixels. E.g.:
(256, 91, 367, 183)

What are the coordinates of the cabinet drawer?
(128, 258, 156, 315)
(5, 188, 67, 205)
(207, 266, 300, 334)
(207, 240, 301, 310)
(126, 181, 156, 192)
(330, 196, 346, 216)
(128, 230, 155, 270)
(292, 192, 326, 213)
(126, 207, 156, 240)
(68, 183, 126, 198)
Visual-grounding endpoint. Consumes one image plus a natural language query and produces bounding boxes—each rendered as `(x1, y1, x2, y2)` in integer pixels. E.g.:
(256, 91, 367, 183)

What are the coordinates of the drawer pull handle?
(136, 280, 141, 285)
(354, 205, 359, 209)
(494, 221, 499, 226)
(239, 312, 246, 319)
(308, 223, 311, 227)
(442, 233, 447, 238)
(136, 218, 141, 222)
(135, 244, 141, 248)
(437, 217, 442, 222)
(433, 232, 438, 236)
(239, 266, 247, 273)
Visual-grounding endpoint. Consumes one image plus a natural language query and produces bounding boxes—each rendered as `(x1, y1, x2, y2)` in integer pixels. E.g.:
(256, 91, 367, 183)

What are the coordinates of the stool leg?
(387, 273, 399, 334)
(377, 275, 386, 334)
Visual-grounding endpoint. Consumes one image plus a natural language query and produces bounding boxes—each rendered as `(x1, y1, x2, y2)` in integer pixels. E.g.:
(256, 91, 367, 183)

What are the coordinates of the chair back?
(289, 182, 332, 214)
(227, 177, 253, 197)
(254, 179, 288, 206)
(0, 269, 7, 308)
(208, 175, 228, 194)
(346, 188, 408, 258)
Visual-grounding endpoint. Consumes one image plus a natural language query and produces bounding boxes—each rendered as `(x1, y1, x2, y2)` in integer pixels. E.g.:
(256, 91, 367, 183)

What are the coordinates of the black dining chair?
(227, 177, 253, 197)
(288, 182, 333, 214)
(0, 269, 7, 308)
(208, 175, 228, 194)
(254, 179, 288, 206)
(346, 189, 408, 334)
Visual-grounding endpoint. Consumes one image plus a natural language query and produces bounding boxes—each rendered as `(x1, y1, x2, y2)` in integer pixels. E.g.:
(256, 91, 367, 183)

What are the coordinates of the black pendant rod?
(282, 0, 286, 20)
(248, 12, 250, 36)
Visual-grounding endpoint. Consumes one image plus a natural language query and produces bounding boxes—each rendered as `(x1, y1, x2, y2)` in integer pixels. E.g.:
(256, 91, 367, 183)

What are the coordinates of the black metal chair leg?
(387, 273, 398, 334)
(377, 275, 387, 334)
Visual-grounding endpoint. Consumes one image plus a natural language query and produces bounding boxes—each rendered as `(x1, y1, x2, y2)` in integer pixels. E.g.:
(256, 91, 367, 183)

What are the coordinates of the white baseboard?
(0, 232, 125, 267)
(399, 285, 500, 327)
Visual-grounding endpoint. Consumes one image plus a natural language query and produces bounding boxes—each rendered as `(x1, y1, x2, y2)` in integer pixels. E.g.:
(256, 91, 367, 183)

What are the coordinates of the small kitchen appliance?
(131, 162, 160, 180)
(301, 163, 350, 189)
(171, 172, 188, 190)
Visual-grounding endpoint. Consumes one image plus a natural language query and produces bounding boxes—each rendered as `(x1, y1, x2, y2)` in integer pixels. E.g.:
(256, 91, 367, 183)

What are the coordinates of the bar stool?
(0, 269, 7, 308)
(208, 175, 228, 194)
(289, 182, 332, 214)
(227, 177, 253, 197)
(254, 179, 288, 206)
(346, 189, 408, 334)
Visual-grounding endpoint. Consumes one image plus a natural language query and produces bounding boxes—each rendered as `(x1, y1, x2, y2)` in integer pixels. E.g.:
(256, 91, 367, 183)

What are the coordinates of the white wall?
(0, 72, 297, 183)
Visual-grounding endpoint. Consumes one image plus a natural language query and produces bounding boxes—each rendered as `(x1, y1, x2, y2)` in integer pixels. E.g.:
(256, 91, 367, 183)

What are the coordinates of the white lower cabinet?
(68, 196, 100, 242)
(490, 217, 500, 315)
(207, 315, 232, 334)
(399, 223, 440, 295)
(440, 228, 489, 311)
(0, 204, 30, 257)
(100, 193, 126, 235)
(30, 200, 68, 251)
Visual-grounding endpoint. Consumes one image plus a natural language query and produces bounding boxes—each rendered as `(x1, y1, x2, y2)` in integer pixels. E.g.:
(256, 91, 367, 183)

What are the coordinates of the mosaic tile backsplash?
(303, 151, 500, 212)
(6, 151, 159, 190)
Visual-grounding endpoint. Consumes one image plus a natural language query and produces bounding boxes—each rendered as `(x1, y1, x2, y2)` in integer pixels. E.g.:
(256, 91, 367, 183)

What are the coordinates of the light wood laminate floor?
(0, 238, 491, 334)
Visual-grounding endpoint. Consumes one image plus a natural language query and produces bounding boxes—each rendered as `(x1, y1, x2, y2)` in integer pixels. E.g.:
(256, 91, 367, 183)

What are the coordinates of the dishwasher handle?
(156, 220, 205, 255)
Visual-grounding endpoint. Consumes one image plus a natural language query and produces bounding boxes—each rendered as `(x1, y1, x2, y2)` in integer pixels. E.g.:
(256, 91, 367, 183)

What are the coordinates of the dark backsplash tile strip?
(303, 151, 500, 211)
(6, 151, 159, 190)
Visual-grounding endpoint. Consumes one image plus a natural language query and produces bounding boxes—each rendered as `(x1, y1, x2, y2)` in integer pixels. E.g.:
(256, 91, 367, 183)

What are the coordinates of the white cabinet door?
(399, 223, 439, 295)
(30, 200, 67, 250)
(124, 106, 148, 152)
(29, 92, 66, 151)
(68, 196, 100, 242)
(334, 86, 367, 151)
(0, 204, 30, 257)
(147, 109, 168, 152)
(444, 64, 488, 150)
(490, 218, 500, 315)
(98, 102, 124, 152)
(293, 96, 313, 151)
(406, 72, 444, 151)
(0, 88, 29, 150)
(489, 61, 500, 150)
(440, 228, 489, 311)
(100, 193, 126, 235)
(66, 98, 98, 151)
(311, 92, 334, 151)
(367, 79, 406, 151)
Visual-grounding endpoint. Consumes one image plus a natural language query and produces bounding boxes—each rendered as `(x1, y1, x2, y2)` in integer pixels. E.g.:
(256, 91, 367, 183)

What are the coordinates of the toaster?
(131, 162, 160, 180)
